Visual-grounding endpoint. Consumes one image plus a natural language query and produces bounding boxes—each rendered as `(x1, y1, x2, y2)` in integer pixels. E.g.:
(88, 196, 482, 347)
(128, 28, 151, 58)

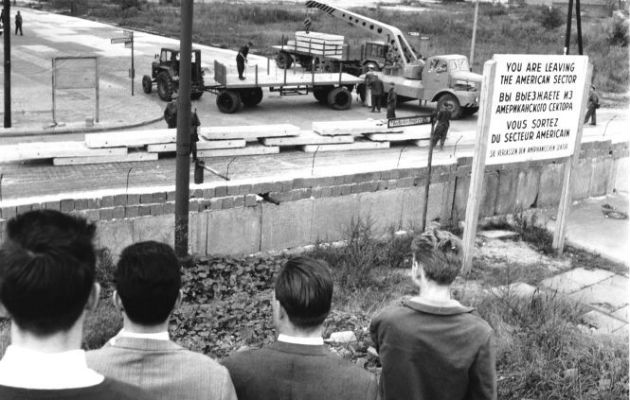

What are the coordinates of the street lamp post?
(174, 0, 194, 258)
(3, 0, 11, 128)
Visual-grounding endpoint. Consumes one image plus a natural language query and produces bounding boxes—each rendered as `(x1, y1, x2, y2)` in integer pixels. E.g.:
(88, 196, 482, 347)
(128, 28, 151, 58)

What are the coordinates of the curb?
(0, 116, 165, 138)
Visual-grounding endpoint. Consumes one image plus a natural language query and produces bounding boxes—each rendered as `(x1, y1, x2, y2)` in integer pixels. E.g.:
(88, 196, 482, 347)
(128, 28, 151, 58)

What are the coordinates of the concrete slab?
(358, 190, 404, 233)
(310, 195, 361, 243)
(590, 158, 612, 197)
(612, 157, 628, 194)
(612, 305, 629, 322)
(540, 267, 615, 293)
(261, 199, 314, 252)
(206, 206, 262, 255)
(495, 169, 518, 215)
(538, 162, 564, 207)
(569, 275, 629, 313)
(490, 282, 538, 298)
(547, 194, 629, 266)
(515, 168, 540, 209)
(400, 184, 443, 230)
(582, 310, 626, 334)
(612, 324, 628, 337)
(132, 214, 175, 245)
(480, 172, 498, 218)
(189, 212, 208, 256)
(95, 220, 134, 258)
(571, 158, 593, 200)
(479, 230, 520, 239)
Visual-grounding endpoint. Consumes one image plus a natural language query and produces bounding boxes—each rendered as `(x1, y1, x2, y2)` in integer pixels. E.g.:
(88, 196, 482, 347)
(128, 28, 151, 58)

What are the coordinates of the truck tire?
(142, 75, 152, 94)
(461, 106, 479, 117)
(327, 87, 352, 110)
(241, 88, 263, 107)
(157, 71, 174, 101)
(313, 85, 333, 105)
(437, 93, 462, 120)
(276, 51, 293, 69)
(216, 90, 242, 114)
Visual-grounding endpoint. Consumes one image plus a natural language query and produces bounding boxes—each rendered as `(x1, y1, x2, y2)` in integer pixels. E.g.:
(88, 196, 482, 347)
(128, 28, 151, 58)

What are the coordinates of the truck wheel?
(461, 106, 479, 117)
(437, 93, 462, 120)
(327, 87, 352, 110)
(191, 92, 203, 101)
(357, 83, 366, 103)
(216, 90, 242, 114)
(276, 52, 293, 69)
(313, 85, 333, 104)
(142, 75, 152, 94)
(157, 71, 174, 101)
(241, 88, 263, 107)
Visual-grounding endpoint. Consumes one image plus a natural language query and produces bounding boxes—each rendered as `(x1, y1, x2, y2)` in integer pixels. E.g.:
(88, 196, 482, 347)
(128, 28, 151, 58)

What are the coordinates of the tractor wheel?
(313, 85, 333, 105)
(157, 71, 174, 101)
(437, 93, 462, 120)
(241, 88, 263, 107)
(276, 51, 293, 69)
(142, 75, 152, 94)
(327, 87, 352, 111)
(216, 90, 242, 114)
(357, 83, 366, 103)
(191, 91, 203, 101)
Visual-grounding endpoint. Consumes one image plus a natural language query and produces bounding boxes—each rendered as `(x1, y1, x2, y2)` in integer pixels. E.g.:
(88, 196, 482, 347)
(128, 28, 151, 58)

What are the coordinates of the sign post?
(462, 54, 591, 273)
(111, 30, 135, 95)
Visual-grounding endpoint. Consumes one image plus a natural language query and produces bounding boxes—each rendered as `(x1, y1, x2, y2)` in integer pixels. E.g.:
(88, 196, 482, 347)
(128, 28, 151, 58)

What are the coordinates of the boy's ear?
(86, 283, 101, 312)
(0, 302, 9, 319)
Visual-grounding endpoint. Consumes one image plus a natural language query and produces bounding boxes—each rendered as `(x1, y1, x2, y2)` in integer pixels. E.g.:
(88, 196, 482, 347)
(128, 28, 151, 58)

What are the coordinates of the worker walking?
(584, 85, 599, 126)
(14, 11, 22, 36)
(386, 83, 397, 119)
(164, 101, 178, 129)
(370, 74, 384, 113)
(432, 104, 452, 151)
(237, 42, 253, 80)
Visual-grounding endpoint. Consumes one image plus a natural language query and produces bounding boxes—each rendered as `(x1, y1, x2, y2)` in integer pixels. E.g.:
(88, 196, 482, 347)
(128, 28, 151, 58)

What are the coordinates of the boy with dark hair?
(370, 229, 496, 400)
(87, 241, 237, 400)
(224, 256, 378, 400)
(0, 210, 147, 400)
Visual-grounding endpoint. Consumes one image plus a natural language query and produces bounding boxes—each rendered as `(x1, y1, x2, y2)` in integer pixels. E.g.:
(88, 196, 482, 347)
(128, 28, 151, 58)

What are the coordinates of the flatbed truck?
(206, 60, 363, 114)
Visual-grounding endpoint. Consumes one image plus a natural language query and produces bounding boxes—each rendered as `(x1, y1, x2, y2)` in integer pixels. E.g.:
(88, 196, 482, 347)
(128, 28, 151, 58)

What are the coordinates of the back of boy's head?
(0, 210, 96, 335)
(274, 256, 333, 330)
(115, 241, 181, 326)
(411, 228, 463, 285)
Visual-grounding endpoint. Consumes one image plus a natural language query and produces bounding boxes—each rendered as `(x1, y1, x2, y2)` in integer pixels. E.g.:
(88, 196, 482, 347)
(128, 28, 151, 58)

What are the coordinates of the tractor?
(142, 48, 205, 102)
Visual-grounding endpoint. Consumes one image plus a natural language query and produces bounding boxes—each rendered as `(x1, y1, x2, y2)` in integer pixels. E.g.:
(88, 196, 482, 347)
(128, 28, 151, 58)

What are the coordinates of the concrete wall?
(0, 139, 627, 256)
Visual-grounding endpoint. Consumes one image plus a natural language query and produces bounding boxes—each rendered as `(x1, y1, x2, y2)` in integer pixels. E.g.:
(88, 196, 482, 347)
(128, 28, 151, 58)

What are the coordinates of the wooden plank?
(0, 142, 127, 162)
(313, 120, 402, 136)
(200, 124, 300, 141)
(262, 131, 354, 146)
(53, 152, 158, 166)
(197, 144, 280, 157)
(85, 129, 176, 148)
(147, 139, 246, 153)
(301, 141, 390, 153)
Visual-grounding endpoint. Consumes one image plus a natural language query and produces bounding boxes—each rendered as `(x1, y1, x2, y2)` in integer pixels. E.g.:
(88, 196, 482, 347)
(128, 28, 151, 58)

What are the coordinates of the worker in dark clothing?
(164, 101, 178, 129)
(584, 85, 599, 126)
(386, 83, 397, 119)
(237, 42, 253, 80)
(432, 104, 452, 151)
(14, 11, 22, 36)
(190, 109, 201, 162)
(370, 74, 384, 113)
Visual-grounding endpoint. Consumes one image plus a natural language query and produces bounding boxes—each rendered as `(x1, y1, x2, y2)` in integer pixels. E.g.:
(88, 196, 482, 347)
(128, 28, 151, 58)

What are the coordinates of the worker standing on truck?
(432, 103, 452, 151)
(371, 74, 384, 113)
(386, 83, 397, 119)
(237, 42, 253, 80)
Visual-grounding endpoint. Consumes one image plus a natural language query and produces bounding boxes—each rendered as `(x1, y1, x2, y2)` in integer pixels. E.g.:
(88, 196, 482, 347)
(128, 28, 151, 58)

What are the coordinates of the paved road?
(0, 7, 627, 203)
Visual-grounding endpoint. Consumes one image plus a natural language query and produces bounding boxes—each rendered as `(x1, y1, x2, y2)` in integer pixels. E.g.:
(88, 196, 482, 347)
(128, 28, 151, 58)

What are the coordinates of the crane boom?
(305, 0, 418, 66)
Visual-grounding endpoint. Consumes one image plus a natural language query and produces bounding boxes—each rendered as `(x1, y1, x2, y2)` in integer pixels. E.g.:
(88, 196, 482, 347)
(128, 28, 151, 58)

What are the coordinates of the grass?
(48, 1, 629, 94)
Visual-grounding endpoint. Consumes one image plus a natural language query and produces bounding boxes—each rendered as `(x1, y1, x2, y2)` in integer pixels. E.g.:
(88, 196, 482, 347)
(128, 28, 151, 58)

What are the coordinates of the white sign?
(484, 54, 589, 165)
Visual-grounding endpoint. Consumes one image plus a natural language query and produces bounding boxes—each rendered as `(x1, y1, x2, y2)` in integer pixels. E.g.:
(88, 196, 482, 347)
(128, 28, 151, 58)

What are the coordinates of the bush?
(609, 14, 629, 46)
(541, 6, 564, 30)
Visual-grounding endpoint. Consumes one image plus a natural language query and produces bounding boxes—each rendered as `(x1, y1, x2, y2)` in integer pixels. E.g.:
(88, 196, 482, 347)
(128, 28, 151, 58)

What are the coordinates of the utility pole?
(174, 0, 193, 258)
(469, 0, 479, 71)
(3, 0, 11, 128)
(564, 0, 574, 54)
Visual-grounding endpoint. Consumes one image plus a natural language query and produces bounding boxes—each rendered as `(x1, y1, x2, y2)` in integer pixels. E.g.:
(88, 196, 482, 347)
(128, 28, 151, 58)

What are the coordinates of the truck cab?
(423, 55, 481, 118)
